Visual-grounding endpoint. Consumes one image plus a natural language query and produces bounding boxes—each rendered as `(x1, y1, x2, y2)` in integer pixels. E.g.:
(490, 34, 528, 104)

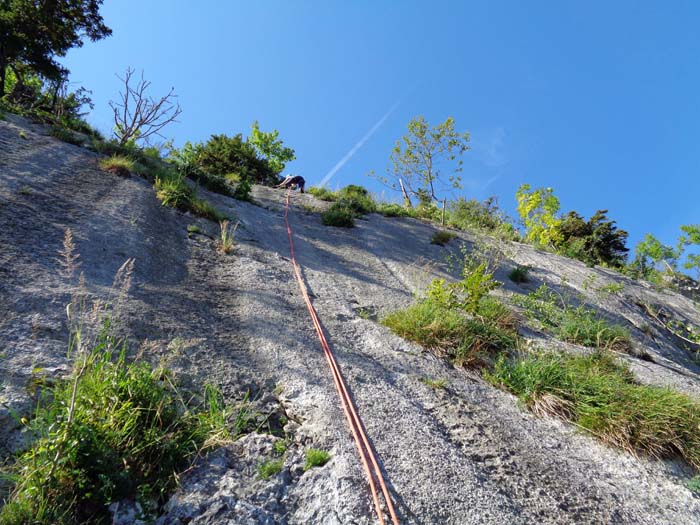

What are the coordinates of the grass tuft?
(218, 220, 238, 254)
(304, 449, 331, 471)
(489, 351, 700, 468)
(99, 155, 135, 177)
(508, 265, 530, 284)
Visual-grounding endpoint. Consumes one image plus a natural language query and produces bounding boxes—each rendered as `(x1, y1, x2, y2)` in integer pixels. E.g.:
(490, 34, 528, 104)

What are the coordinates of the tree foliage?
(379, 116, 470, 207)
(554, 210, 629, 268)
(0, 0, 111, 98)
(249, 120, 295, 174)
(515, 184, 562, 246)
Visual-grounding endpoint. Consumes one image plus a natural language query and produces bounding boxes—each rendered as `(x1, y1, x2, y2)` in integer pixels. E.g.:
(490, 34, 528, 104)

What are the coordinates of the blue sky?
(63, 0, 699, 252)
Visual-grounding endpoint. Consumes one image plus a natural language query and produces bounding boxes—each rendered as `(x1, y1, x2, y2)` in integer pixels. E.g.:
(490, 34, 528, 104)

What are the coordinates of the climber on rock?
(276, 174, 305, 193)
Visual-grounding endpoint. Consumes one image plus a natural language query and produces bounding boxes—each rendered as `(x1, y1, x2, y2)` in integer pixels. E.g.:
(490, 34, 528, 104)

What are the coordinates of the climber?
(276, 174, 305, 193)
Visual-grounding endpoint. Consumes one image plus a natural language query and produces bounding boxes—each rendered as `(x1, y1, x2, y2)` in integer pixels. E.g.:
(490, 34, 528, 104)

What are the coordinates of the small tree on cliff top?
(379, 116, 470, 209)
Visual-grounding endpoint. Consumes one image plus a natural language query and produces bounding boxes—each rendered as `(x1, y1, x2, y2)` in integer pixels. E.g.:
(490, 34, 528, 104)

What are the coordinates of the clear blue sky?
(63, 0, 700, 252)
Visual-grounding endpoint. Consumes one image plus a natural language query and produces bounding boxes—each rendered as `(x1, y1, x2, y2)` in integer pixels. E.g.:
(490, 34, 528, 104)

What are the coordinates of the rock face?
(1, 114, 700, 524)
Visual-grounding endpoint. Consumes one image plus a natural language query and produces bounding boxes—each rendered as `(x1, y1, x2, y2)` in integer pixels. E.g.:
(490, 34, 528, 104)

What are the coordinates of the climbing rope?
(284, 190, 400, 525)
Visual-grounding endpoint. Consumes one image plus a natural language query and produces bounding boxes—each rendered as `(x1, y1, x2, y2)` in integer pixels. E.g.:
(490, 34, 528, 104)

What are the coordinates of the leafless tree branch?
(109, 67, 182, 146)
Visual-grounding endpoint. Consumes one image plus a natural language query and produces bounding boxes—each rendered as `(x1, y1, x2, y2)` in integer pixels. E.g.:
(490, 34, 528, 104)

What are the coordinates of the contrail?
(319, 101, 400, 187)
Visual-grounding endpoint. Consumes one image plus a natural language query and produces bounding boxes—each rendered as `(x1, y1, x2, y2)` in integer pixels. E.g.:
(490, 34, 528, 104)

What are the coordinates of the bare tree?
(109, 67, 182, 146)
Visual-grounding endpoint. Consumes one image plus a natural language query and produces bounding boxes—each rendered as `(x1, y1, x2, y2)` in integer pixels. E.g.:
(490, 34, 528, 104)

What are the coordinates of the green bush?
(490, 351, 700, 468)
(333, 185, 377, 215)
(321, 203, 355, 227)
(307, 186, 338, 201)
(0, 340, 232, 524)
(154, 170, 226, 222)
(195, 134, 277, 185)
(553, 210, 629, 268)
(377, 203, 413, 217)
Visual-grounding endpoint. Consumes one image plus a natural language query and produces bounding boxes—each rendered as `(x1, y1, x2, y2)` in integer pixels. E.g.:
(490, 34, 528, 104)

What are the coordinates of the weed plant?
(513, 284, 631, 352)
(0, 336, 232, 524)
(218, 220, 238, 254)
(304, 449, 331, 470)
(489, 351, 700, 468)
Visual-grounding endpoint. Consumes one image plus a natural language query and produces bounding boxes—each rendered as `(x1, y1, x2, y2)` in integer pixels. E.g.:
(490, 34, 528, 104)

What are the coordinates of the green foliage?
(304, 449, 331, 470)
(516, 184, 562, 247)
(490, 351, 700, 468)
(513, 284, 631, 352)
(196, 134, 276, 185)
(0, 338, 231, 524)
(447, 196, 508, 233)
(553, 210, 629, 268)
(0, 1, 111, 98)
(376, 203, 413, 217)
(249, 121, 295, 174)
(431, 231, 457, 246)
(420, 377, 448, 389)
(50, 125, 83, 145)
(508, 266, 530, 284)
(154, 170, 225, 222)
(258, 459, 284, 480)
(598, 282, 624, 295)
(627, 233, 679, 281)
(377, 116, 470, 207)
(321, 203, 355, 227)
(383, 294, 516, 368)
(679, 224, 700, 277)
(307, 186, 338, 201)
(335, 185, 377, 215)
(272, 440, 287, 456)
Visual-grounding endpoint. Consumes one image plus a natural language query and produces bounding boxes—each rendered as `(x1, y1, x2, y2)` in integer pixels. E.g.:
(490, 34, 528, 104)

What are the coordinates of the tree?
(379, 116, 470, 209)
(678, 224, 700, 278)
(0, 0, 111, 98)
(249, 121, 295, 175)
(554, 210, 629, 267)
(109, 67, 182, 146)
(515, 184, 563, 247)
(630, 233, 679, 278)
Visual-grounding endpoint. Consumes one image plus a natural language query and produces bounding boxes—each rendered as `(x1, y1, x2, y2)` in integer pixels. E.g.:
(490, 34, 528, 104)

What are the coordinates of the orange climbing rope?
(284, 190, 400, 525)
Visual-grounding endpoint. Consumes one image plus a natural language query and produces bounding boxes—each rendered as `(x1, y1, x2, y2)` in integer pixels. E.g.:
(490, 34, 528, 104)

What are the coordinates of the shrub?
(50, 126, 83, 146)
(513, 284, 631, 352)
(304, 449, 331, 470)
(490, 351, 700, 468)
(334, 185, 377, 215)
(447, 196, 502, 232)
(154, 171, 225, 222)
(553, 210, 629, 268)
(321, 203, 355, 227)
(377, 203, 413, 217)
(99, 155, 134, 177)
(307, 186, 338, 201)
(431, 231, 457, 246)
(196, 134, 277, 185)
(0, 339, 232, 524)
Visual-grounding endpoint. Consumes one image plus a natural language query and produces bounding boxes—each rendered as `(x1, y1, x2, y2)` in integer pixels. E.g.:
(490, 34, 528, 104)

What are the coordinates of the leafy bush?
(334, 185, 377, 215)
(431, 231, 457, 246)
(307, 186, 338, 201)
(321, 203, 355, 227)
(513, 284, 631, 352)
(304, 449, 331, 470)
(0, 340, 232, 524)
(490, 351, 700, 468)
(553, 210, 629, 268)
(447, 196, 506, 233)
(195, 134, 277, 185)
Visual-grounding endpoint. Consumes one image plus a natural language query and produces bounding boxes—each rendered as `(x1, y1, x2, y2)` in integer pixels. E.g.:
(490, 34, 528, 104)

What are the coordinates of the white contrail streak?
(319, 101, 400, 187)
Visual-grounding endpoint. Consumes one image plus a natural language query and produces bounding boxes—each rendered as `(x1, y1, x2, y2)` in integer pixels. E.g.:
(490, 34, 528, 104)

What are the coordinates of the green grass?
(304, 449, 331, 471)
(321, 203, 355, 227)
(431, 230, 457, 246)
(0, 337, 233, 525)
(99, 155, 135, 176)
(258, 459, 284, 479)
(154, 171, 226, 222)
(513, 284, 632, 352)
(376, 203, 413, 217)
(489, 351, 700, 468)
(307, 186, 338, 201)
(50, 126, 83, 146)
(273, 440, 288, 456)
(383, 296, 517, 368)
